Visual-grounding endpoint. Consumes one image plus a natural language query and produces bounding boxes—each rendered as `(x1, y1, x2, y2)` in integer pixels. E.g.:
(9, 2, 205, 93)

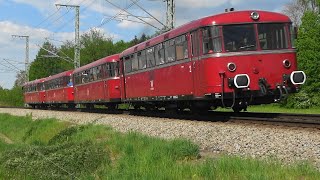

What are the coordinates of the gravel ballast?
(1, 108, 320, 168)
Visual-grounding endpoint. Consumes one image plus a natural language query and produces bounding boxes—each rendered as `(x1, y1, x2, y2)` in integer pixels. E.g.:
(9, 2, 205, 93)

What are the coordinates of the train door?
(191, 29, 202, 97)
(119, 57, 127, 100)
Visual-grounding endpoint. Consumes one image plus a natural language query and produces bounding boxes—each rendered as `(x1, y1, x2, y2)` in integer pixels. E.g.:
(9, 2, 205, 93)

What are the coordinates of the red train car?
(23, 78, 45, 108)
(72, 54, 121, 109)
(120, 10, 306, 112)
(44, 70, 74, 108)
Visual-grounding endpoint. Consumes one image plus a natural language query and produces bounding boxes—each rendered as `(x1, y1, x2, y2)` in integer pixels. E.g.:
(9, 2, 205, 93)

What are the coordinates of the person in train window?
(67, 79, 73, 87)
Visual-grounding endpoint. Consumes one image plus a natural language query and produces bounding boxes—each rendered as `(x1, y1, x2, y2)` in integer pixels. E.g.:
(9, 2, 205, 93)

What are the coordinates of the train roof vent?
(225, 8, 235, 12)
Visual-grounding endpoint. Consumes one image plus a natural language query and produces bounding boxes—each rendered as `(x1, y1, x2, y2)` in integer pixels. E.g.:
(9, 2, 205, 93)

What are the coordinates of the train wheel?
(86, 104, 94, 109)
(232, 106, 241, 113)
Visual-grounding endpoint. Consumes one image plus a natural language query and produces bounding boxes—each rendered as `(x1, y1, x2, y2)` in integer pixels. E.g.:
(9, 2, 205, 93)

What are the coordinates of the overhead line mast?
(165, 0, 175, 31)
(55, 4, 81, 69)
(12, 35, 29, 82)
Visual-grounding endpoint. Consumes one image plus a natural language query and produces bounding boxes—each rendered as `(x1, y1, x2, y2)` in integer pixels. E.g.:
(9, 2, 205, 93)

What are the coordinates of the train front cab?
(191, 10, 306, 112)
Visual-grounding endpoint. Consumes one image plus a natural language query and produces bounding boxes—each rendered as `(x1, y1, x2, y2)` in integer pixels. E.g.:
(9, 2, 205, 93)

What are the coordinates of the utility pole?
(165, 0, 175, 31)
(12, 35, 29, 82)
(55, 4, 80, 69)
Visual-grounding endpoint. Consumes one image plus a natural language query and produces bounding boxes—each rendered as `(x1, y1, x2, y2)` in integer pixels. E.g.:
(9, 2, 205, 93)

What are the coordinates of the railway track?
(1, 106, 320, 129)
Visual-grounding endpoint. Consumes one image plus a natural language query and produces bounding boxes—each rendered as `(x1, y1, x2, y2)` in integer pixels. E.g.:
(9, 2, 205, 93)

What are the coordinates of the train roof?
(121, 10, 291, 55)
(45, 70, 73, 81)
(23, 78, 45, 86)
(73, 54, 119, 74)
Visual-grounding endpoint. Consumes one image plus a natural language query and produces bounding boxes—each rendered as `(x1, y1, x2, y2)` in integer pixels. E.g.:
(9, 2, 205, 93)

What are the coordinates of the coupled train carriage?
(23, 10, 306, 112)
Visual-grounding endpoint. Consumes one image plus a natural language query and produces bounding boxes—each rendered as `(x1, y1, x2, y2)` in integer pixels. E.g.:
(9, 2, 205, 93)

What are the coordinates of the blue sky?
(0, 0, 291, 89)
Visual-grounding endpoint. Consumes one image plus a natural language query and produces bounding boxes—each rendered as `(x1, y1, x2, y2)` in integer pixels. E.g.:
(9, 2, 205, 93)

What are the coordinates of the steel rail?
(1, 106, 320, 128)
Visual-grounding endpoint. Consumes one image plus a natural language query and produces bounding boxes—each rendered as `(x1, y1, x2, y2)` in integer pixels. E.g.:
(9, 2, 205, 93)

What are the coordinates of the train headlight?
(283, 59, 291, 68)
(290, 71, 306, 85)
(234, 74, 250, 88)
(250, 11, 260, 20)
(227, 62, 237, 72)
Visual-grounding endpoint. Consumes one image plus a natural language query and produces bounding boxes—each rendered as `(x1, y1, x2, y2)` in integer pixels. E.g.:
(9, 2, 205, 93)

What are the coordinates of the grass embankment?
(217, 104, 320, 114)
(0, 113, 319, 179)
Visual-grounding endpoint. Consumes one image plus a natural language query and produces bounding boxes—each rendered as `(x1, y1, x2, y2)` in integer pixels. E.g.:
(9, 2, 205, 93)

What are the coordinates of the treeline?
(0, 30, 149, 106)
(29, 29, 150, 80)
(0, 86, 23, 106)
(283, 0, 320, 108)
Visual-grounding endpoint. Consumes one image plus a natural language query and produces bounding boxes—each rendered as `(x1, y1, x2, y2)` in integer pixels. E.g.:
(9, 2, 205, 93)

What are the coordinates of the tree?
(283, 0, 319, 26)
(29, 41, 73, 81)
(14, 70, 26, 87)
(294, 10, 320, 107)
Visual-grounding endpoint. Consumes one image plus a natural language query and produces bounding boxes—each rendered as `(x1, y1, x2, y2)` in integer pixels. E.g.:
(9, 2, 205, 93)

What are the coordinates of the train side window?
(175, 35, 188, 60)
(96, 65, 102, 80)
(89, 68, 94, 82)
(155, 43, 165, 65)
(102, 63, 108, 78)
(191, 31, 199, 57)
(165, 39, 176, 63)
(124, 58, 132, 73)
(132, 53, 139, 71)
(146, 47, 155, 68)
(203, 26, 221, 54)
(138, 50, 146, 69)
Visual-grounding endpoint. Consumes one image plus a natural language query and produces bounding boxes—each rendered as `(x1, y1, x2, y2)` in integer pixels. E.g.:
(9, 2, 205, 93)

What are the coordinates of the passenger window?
(138, 50, 146, 69)
(203, 26, 222, 54)
(175, 35, 188, 60)
(132, 54, 139, 71)
(155, 43, 165, 65)
(165, 39, 175, 63)
(124, 57, 132, 73)
(146, 47, 155, 68)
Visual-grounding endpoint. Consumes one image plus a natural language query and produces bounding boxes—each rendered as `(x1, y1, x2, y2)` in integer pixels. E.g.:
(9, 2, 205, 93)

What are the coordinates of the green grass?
(216, 104, 320, 114)
(0, 113, 319, 179)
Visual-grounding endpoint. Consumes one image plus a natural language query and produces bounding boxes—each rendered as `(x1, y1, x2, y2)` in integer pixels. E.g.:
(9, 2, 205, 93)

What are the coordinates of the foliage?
(29, 41, 72, 81)
(1, 113, 320, 179)
(0, 86, 24, 106)
(293, 10, 320, 107)
(28, 29, 133, 81)
(14, 70, 26, 87)
(283, 0, 320, 26)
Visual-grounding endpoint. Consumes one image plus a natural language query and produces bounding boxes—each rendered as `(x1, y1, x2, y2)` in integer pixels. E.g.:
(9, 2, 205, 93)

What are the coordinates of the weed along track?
(1, 107, 320, 172)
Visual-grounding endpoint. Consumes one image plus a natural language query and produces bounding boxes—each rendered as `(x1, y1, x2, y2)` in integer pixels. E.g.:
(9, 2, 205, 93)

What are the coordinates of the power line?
(97, 1, 137, 28)
(2, 58, 23, 72)
(104, 0, 161, 30)
(129, 0, 166, 28)
(35, 44, 74, 64)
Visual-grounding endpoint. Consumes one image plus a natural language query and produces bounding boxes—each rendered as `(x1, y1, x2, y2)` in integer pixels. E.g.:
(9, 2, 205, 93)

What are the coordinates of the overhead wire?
(2, 59, 23, 72)
(129, 0, 166, 28)
(103, 0, 161, 30)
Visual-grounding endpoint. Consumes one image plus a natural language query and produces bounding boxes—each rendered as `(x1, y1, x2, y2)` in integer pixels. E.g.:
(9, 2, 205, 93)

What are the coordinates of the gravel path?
(1, 108, 320, 169)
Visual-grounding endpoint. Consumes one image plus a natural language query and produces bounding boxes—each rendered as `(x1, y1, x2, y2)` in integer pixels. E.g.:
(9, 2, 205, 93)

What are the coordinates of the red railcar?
(44, 70, 74, 107)
(23, 78, 45, 108)
(120, 10, 306, 112)
(72, 54, 121, 108)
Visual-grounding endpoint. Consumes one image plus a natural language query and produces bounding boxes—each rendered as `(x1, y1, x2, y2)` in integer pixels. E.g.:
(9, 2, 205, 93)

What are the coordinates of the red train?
(23, 10, 306, 112)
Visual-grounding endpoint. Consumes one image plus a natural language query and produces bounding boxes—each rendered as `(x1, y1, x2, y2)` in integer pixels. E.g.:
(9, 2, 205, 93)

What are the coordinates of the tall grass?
(0, 113, 319, 179)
